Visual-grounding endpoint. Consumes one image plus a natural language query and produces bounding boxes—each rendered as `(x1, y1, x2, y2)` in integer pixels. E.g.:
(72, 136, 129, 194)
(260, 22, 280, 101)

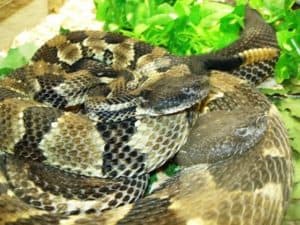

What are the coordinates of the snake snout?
(137, 74, 209, 116)
(234, 112, 268, 145)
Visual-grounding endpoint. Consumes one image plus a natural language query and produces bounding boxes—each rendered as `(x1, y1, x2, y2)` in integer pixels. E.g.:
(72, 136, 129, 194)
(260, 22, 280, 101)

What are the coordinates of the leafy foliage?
(0, 43, 37, 77)
(94, 0, 300, 82)
(94, 0, 243, 55)
(59, 26, 71, 35)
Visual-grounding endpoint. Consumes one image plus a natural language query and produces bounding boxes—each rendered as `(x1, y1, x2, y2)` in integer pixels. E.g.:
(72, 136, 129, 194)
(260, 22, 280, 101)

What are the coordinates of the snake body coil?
(0, 7, 292, 225)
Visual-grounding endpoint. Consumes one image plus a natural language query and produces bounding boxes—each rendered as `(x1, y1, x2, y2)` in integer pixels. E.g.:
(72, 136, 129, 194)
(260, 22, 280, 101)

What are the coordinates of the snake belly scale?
(0, 6, 292, 225)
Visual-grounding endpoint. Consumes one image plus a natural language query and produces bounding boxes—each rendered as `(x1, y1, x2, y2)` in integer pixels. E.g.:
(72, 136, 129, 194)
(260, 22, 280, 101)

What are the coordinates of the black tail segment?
(189, 6, 279, 85)
(192, 54, 244, 71)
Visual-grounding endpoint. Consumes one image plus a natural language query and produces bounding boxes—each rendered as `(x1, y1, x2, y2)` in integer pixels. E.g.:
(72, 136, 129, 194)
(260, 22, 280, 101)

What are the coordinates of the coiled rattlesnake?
(0, 6, 292, 225)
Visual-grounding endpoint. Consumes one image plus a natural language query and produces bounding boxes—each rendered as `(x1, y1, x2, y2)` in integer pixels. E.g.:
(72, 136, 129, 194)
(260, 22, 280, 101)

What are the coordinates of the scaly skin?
(0, 6, 292, 225)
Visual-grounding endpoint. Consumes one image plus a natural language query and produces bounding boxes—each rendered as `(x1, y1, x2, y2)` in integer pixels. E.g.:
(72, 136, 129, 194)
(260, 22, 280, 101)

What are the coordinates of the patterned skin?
(0, 7, 292, 225)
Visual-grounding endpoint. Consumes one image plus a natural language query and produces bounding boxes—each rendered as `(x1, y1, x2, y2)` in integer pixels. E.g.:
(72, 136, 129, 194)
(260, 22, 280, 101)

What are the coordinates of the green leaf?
(259, 87, 287, 96)
(0, 43, 37, 77)
(59, 26, 70, 35)
(282, 82, 300, 95)
(293, 152, 300, 183)
(292, 182, 300, 199)
(285, 199, 300, 221)
(133, 24, 149, 35)
(157, 3, 174, 14)
(0, 68, 14, 76)
(164, 163, 180, 177)
(275, 53, 292, 83)
(249, 0, 285, 22)
(145, 173, 158, 195)
(189, 5, 201, 24)
(278, 109, 300, 152)
(148, 14, 174, 25)
(278, 98, 300, 117)
(174, 1, 190, 17)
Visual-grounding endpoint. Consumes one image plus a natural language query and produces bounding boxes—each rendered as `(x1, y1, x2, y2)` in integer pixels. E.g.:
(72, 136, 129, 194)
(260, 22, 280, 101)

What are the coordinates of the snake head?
(175, 109, 269, 166)
(84, 74, 209, 122)
(135, 73, 209, 116)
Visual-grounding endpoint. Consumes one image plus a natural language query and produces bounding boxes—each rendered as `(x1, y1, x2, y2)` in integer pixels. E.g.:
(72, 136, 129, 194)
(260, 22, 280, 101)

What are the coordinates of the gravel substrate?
(4, 0, 102, 54)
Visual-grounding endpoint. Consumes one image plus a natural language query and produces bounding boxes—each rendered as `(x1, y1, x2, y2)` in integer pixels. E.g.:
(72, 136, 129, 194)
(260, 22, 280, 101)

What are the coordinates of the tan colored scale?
(39, 112, 105, 177)
(57, 42, 82, 65)
(0, 78, 29, 95)
(136, 47, 167, 68)
(46, 35, 68, 48)
(0, 99, 44, 153)
(53, 70, 102, 106)
(29, 60, 65, 77)
(109, 39, 135, 71)
(82, 34, 109, 62)
(0, 193, 44, 225)
(5, 158, 118, 215)
(128, 112, 190, 172)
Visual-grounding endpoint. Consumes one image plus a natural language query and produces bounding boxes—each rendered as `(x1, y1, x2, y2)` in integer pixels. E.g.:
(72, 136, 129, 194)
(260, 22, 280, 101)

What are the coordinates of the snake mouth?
(135, 74, 209, 116)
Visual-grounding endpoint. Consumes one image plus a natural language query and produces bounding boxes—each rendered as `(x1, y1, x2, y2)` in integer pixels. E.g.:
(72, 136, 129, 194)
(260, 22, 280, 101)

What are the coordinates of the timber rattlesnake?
(0, 6, 292, 225)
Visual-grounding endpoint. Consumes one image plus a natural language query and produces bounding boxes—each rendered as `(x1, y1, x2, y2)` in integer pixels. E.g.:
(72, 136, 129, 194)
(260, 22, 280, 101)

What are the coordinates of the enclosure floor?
(0, 0, 102, 52)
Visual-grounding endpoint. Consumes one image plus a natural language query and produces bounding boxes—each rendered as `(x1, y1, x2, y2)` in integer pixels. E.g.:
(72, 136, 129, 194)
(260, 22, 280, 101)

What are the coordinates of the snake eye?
(235, 127, 251, 137)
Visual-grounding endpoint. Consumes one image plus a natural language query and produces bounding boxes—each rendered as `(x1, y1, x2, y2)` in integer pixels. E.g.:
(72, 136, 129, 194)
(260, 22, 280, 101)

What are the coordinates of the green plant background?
(0, 0, 299, 223)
